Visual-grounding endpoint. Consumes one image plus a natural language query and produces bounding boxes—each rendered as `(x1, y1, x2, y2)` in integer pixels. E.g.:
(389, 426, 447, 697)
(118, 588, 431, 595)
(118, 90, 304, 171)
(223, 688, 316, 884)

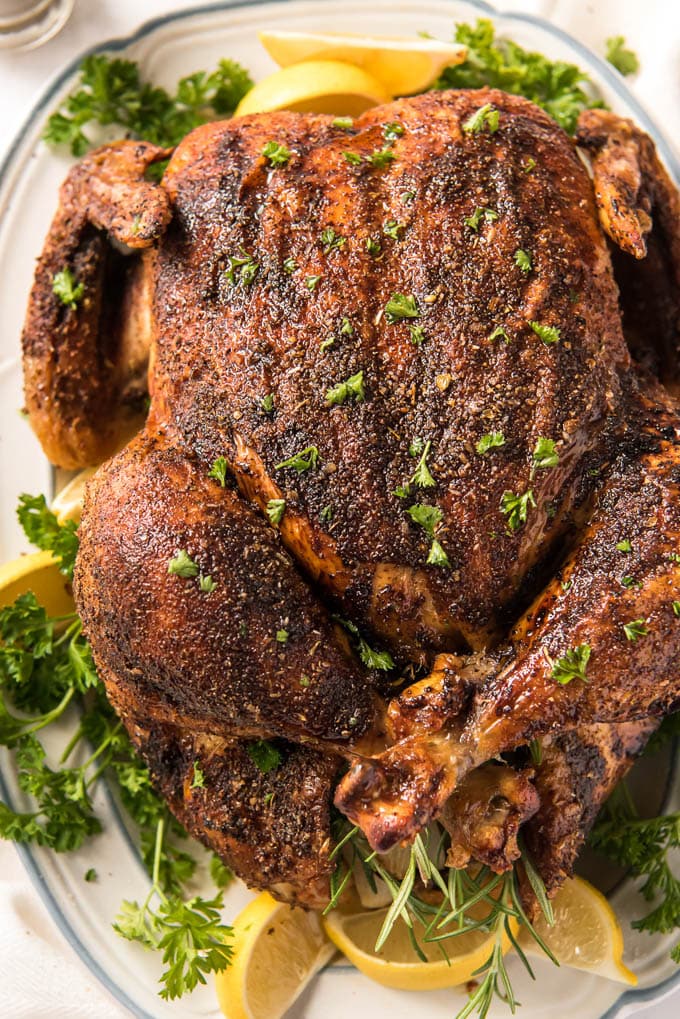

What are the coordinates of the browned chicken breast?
(21, 88, 680, 906)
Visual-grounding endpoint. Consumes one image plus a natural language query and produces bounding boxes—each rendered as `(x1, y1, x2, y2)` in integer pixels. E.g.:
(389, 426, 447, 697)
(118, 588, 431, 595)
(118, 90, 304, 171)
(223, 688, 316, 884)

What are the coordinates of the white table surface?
(0, 1, 678, 1016)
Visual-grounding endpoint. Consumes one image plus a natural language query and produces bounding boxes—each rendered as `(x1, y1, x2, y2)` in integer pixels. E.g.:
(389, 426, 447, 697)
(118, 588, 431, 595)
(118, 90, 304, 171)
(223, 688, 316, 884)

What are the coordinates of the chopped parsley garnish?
(530, 321, 561, 345)
(260, 393, 275, 414)
(476, 431, 505, 455)
(325, 370, 365, 406)
(266, 499, 286, 525)
(275, 446, 320, 473)
(383, 220, 404, 240)
(434, 18, 600, 135)
(320, 505, 333, 523)
(464, 207, 498, 231)
(427, 538, 450, 568)
(43, 52, 252, 156)
(616, 539, 632, 553)
(299, 675, 310, 688)
(489, 326, 510, 343)
(385, 293, 419, 323)
(52, 268, 84, 310)
(548, 644, 591, 684)
(366, 146, 396, 167)
(409, 437, 425, 456)
(343, 151, 362, 165)
(410, 324, 426, 346)
(514, 248, 532, 273)
(673, 601, 680, 617)
(305, 275, 321, 291)
(332, 116, 354, 130)
(401, 190, 416, 204)
(605, 36, 639, 77)
(246, 740, 281, 773)
(668, 552, 680, 563)
(321, 227, 346, 253)
(320, 336, 335, 353)
(275, 629, 289, 644)
(623, 618, 648, 642)
(167, 550, 199, 579)
(225, 248, 258, 286)
(532, 437, 559, 470)
(462, 102, 499, 134)
(340, 317, 353, 336)
(500, 489, 536, 531)
(198, 574, 216, 593)
(208, 457, 228, 487)
(366, 236, 382, 256)
(190, 762, 206, 789)
(334, 617, 394, 671)
(84, 868, 97, 882)
(621, 576, 639, 589)
(407, 503, 443, 536)
(282, 257, 297, 273)
(410, 439, 435, 488)
(261, 141, 291, 167)
(393, 484, 411, 499)
(383, 122, 405, 141)
(523, 157, 537, 174)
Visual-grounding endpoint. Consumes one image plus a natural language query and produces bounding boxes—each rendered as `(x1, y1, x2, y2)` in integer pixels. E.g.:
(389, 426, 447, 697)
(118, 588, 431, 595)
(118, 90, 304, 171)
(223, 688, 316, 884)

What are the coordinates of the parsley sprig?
(434, 18, 602, 135)
(43, 53, 253, 155)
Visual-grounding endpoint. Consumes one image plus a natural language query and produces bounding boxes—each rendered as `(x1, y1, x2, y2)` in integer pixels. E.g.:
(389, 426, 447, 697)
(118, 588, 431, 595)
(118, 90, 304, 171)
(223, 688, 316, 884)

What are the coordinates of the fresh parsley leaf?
(167, 550, 199, 579)
(489, 325, 510, 343)
(514, 248, 532, 273)
(274, 446, 320, 473)
(366, 236, 382, 256)
(530, 320, 561, 345)
(210, 854, 234, 889)
(407, 503, 443, 537)
(383, 122, 405, 141)
(275, 628, 289, 644)
(343, 151, 362, 165)
(464, 207, 498, 231)
(476, 431, 505, 455)
(208, 457, 228, 487)
(340, 317, 353, 336)
(190, 762, 206, 789)
(383, 220, 404, 240)
(332, 116, 354, 130)
(246, 740, 281, 773)
(532, 437, 559, 470)
(261, 141, 291, 167)
(321, 227, 345, 253)
(43, 53, 253, 155)
(266, 499, 286, 525)
(623, 618, 649, 642)
(320, 336, 335, 353)
(260, 394, 275, 414)
(334, 617, 394, 672)
(305, 275, 321, 291)
(462, 102, 499, 134)
(548, 644, 591, 684)
(500, 489, 536, 531)
(411, 440, 436, 488)
(410, 324, 426, 347)
(52, 268, 84, 310)
(385, 293, 419, 323)
(427, 538, 450, 568)
(605, 36, 640, 77)
(282, 256, 297, 273)
(16, 495, 79, 579)
(325, 371, 365, 406)
(617, 539, 633, 553)
(366, 146, 396, 168)
(225, 248, 258, 287)
(198, 574, 216, 593)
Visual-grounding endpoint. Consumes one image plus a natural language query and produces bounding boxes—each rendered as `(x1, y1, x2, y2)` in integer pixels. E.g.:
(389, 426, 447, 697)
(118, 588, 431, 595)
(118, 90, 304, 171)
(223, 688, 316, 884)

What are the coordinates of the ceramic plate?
(0, 1, 679, 1017)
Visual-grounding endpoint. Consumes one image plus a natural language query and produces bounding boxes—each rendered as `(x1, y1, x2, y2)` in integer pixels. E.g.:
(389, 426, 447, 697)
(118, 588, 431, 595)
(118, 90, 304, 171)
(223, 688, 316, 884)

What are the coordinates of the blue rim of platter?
(1, 1, 679, 1017)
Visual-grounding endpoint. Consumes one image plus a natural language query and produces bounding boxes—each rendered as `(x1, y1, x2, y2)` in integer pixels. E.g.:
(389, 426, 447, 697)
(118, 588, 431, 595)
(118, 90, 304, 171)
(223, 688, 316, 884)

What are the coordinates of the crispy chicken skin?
(22, 91, 680, 905)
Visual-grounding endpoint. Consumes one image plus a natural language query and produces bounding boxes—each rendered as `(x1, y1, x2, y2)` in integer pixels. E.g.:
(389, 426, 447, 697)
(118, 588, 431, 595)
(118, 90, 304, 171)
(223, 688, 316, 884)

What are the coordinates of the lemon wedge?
(235, 59, 390, 117)
(51, 467, 96, 524)
(520, 876, 637, 985)
(0, 550, 73, 616)
(258, 30, 467, 96)
(215, 891, 335, 1019)
(322, 906, 517, 991)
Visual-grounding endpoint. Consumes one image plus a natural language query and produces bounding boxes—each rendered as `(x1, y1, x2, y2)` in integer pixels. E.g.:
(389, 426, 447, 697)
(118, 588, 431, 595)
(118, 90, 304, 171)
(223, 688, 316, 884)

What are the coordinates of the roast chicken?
(21, 88, 680, 908)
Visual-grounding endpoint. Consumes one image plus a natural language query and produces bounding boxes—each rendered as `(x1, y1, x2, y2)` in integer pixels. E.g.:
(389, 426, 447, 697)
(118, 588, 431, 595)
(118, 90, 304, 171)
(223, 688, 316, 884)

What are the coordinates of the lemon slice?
(51, 467, 96, 524)
(0, 550, 74, 616)
(235, 60, 390, 117)
(323, 907, 516, 991)
(215, 891, 335, 1019)
(520, 876, 637, 985)
(258, 31, 467, 96)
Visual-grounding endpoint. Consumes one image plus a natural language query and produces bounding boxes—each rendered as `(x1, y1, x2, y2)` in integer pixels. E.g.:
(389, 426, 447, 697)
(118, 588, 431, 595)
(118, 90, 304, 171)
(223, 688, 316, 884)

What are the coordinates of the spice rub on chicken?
(22, 88, 680, 907)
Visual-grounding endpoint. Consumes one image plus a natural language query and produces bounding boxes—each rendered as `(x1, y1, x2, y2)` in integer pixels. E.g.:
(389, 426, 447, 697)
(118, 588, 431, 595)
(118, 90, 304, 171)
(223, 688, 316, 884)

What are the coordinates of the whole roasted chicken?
(22, 89, 680, 908)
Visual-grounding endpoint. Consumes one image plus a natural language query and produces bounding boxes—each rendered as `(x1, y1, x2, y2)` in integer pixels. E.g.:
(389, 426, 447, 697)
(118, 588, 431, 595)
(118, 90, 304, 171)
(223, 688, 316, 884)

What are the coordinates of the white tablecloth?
(0, 1, 678, 1016)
